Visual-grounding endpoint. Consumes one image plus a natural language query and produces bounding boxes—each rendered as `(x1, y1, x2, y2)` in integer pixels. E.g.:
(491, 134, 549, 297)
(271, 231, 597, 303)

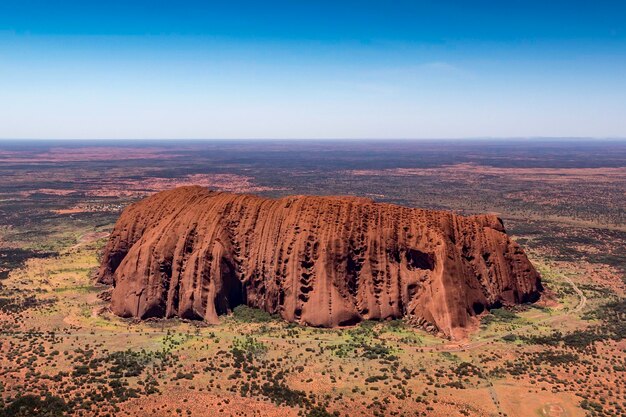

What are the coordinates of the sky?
(1, 0, 625, 139)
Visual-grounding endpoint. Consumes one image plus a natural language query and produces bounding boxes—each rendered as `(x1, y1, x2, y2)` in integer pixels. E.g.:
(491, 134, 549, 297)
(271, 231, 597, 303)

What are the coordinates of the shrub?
(232, 305, 276, 323)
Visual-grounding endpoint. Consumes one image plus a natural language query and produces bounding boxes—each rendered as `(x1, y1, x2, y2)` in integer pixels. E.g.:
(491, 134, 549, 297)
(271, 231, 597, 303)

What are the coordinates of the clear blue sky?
(1, 0, 625, 139)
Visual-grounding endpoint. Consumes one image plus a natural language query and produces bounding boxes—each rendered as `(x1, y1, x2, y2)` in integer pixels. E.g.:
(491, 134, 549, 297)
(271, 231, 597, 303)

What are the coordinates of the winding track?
(452, 274, 587, 416)
(564, 275, 587, 313)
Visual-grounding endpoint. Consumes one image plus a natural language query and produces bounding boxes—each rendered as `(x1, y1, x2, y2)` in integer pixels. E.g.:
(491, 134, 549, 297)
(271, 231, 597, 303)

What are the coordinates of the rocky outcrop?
(97, 186, 542, 339)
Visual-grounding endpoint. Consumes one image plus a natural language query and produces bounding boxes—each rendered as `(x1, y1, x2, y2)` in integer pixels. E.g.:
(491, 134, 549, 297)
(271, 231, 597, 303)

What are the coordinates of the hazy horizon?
(1, 137, 626, 142)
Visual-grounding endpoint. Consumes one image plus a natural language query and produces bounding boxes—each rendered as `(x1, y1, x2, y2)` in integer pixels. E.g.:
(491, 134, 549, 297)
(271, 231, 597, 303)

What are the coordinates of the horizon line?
(1, 137, 626, 142)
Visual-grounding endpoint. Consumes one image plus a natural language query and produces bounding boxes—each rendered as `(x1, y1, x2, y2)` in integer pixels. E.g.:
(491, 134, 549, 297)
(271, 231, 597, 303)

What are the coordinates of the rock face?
(97, 186, 542, 339)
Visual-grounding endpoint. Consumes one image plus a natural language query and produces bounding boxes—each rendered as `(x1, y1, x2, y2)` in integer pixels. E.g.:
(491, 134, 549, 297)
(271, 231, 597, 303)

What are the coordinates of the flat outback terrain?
(0, 140, 624, 417)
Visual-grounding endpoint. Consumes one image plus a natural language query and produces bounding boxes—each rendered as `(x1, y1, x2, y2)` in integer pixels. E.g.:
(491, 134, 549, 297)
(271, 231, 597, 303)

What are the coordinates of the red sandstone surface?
(97, 186, 542, 339)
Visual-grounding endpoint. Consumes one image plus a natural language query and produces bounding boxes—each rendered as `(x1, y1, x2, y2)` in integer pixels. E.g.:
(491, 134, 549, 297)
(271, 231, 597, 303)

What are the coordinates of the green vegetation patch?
(523, 298, 626, 350)
(231, 305, 277, 323)
(480, 307, 521, 328)
(0, 248, 58, 279)
(329, 321, 398, 360)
